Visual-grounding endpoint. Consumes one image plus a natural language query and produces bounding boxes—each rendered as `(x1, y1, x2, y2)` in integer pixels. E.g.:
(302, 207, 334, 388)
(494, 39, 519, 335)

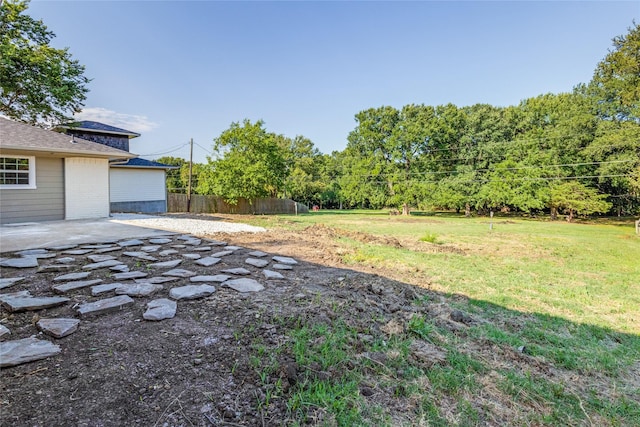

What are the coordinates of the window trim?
(0, 155, 37, 190)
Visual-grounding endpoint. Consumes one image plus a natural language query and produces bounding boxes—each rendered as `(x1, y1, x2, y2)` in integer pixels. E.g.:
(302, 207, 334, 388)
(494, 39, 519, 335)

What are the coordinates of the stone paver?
(0, 257, 39, 268)
(83, 259, 123, 270)
(225, 278, 264, 293)
(272, 256, 298, 265)
(0, 324, 10, 338)
(0, 291, 70, 312)
(63, 249, 93, 255)
(141, 245, 161, 252)
(221, 267, 251, 276)
(54, 257, 76, 264)
(91, 283, 123, 296)
(112, 271, 148, 280)
(248, 251, 268, 258)
(263, 270, 285, 280)
(190, 275, 230, 283)
(16, 249, 56, 259)
(143, 298, 177, 321)
(136, 276, 179, 284)
(195, 257, 221, 267)
(208, 240, 227, 246)
(123, 251, 157, 262)
(82, 244, 114, 249)
(159, 249, 179, 256)
(149, 238, 172, 245)
(0, 337, 61, 368)
(16, 249, 48, 256)
(163, 269, 196, 278)
(53, 272, 91, 282)
(37, 318, 80, 338)
(115, 283, 163, 297)
(53, 279, 103, 294)
(183, 239, 202, 246)
(169, 284, 216, 300)
(87, 254, 116, 262)
(245, 258, 269, 268)
(211, 251, 233, 257)
(109, 265, 129, 272)
(118, 239, 144, 247)
(225, 246, 243, 251)
(192, 246, 212, 252)
(149, 259, 182, 268)
(94, 247, 120, 254)
(273, 264, 293, 270)
(37, 264, 74, 273)
(182, 253, 201, 260)
(0, 277, 24, 290)
(77, 295, 135, 318)
(47, 244, 78, 251)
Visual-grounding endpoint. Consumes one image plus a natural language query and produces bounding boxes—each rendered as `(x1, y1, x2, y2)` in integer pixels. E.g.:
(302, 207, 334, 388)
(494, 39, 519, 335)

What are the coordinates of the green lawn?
(236, 210, 640, 425)
(245, 210, 640, 335)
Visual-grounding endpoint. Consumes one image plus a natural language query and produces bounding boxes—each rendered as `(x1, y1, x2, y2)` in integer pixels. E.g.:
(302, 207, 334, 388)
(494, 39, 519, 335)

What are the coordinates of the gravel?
(109, 214, 266, 235)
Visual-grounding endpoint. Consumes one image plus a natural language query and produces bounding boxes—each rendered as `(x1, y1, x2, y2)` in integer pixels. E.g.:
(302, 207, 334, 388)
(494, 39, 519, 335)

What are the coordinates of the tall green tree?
(342, 106, 400, 209)
(202, 120, 288, 205)
(586, 22, 640, 122)
(582, 23, 640, 215)
(279, 135, 326, 206)
(0, 0, 90, 124)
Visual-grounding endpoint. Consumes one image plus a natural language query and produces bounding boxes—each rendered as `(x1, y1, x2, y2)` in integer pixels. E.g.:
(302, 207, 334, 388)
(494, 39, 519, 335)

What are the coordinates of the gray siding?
(0, 157, 64, 224)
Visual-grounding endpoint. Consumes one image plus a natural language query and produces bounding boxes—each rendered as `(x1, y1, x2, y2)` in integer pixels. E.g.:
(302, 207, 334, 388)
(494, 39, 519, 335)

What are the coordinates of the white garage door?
(65, 157, 110, 220)
(110, 168, 166, 202)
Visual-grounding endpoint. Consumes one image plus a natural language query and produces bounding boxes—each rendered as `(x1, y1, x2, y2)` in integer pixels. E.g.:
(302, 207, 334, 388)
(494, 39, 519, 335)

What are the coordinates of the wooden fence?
(167, 193, 309, 215)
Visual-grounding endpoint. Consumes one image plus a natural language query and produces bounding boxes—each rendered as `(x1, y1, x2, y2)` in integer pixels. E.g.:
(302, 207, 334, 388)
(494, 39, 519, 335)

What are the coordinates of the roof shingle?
(0, 117, 137, 159)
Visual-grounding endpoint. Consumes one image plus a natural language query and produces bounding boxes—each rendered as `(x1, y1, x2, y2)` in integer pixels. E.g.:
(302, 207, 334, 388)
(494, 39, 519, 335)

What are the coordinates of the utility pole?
(187, 138, 193, 213)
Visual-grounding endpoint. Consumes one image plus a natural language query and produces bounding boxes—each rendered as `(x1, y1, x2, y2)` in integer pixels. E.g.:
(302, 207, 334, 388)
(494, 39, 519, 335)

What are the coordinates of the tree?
(202, 120, 288, 205)
(587, 22, 640, 122)
(155, 156, 186, 193)
(549, 181, 612, 222)
(0, 0, 90, 125)
(581, 23, 640, 215)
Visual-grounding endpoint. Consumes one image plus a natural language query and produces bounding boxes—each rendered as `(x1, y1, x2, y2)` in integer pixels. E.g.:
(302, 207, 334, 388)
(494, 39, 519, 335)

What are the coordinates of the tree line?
(159, 23, 639, 218)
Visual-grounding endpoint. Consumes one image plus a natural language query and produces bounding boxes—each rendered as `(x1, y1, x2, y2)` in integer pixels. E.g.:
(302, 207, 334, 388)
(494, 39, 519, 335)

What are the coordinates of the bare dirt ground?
(0, 214, 636, 426)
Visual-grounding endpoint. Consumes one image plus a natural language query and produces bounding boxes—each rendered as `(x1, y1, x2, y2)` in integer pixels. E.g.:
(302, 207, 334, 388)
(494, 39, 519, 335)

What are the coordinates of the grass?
(241, 210, 640, 334)
(237, 210, 640, 425)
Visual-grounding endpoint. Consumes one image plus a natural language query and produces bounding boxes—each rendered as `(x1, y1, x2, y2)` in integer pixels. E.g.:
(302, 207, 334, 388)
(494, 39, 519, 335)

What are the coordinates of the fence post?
(636, 219, 639, 235)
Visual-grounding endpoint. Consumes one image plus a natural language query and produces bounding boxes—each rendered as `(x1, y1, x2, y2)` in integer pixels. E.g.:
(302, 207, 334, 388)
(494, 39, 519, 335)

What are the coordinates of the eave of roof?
(110, 158, 178, 169)
(57, 121, 141, 139)
(0, 117, 137, 160)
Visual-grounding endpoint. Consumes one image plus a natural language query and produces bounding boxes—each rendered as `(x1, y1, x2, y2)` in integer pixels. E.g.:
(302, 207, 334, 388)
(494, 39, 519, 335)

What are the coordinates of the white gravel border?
(109, 214, 266, 234)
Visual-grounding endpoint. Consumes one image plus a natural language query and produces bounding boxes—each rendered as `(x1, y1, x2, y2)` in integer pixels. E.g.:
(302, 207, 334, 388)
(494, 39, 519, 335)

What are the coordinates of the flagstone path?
(0, 234, 297, 368)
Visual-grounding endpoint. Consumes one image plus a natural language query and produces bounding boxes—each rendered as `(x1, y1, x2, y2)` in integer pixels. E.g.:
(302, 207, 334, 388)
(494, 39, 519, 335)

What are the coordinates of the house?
(56, 121, 175, 214)
(0, 117, 136, 224)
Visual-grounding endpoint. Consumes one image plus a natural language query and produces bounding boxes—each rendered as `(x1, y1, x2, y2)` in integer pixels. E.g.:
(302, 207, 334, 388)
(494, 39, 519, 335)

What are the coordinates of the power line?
(138, 142, 189, 157)
(341, 174, 634, 186)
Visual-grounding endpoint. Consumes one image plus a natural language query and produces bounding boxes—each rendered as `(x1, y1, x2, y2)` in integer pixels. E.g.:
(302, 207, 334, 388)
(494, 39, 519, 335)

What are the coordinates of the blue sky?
(28, 1, 639, 163)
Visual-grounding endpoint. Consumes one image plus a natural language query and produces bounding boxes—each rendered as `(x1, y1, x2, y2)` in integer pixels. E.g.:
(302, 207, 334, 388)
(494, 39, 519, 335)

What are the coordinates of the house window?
(0, 156, 36, 189)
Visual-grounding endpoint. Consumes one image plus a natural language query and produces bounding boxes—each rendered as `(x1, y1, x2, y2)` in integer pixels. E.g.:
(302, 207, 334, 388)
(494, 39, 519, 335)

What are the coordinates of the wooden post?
(490, 211, 494, 231)
(635, 219, 639, 235)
